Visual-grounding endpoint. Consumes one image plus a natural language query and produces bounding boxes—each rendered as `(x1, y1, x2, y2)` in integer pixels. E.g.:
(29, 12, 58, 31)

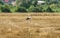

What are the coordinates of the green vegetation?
(0, 0, 60, 13)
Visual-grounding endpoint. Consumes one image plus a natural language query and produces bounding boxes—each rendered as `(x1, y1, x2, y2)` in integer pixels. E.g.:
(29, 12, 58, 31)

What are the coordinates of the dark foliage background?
(0, 0, 60, 13)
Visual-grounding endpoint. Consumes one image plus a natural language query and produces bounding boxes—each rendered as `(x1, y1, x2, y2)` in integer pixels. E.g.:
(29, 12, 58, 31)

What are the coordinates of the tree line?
(0, 0, 60, 13)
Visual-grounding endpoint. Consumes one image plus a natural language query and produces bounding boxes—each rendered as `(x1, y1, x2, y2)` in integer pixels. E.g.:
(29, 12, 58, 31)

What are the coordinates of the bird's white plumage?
(28, 16, 31, 18)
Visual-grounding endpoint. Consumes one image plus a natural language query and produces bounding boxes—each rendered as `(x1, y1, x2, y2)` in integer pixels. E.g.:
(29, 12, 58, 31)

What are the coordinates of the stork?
(26, 16, 32, 23)
(26, 16, 31, 20)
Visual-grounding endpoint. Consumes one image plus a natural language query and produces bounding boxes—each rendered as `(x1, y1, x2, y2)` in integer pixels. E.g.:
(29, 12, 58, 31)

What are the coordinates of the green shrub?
(50, 4, 60, 12)
(0, 1, 4, 5)
(1, 5, 11, 13)
(42, 5, 53, 12)
(9, 6, 17, 13)
(15, 7, 27, 12)
(45, 7, 54, 12)
(0, 5, 2, 12)
(28, 5, 43, 12)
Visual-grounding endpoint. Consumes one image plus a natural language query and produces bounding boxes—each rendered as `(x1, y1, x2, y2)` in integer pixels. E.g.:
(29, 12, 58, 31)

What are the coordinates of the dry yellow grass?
(0, 13, 60, 38)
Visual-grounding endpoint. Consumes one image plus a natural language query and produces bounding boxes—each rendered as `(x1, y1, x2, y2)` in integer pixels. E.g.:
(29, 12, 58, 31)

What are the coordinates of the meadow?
(0, 13, 60, 38)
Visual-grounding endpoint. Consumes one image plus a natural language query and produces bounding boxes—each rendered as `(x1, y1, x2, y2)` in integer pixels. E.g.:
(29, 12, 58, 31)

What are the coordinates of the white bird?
(26, 16, 32, 23)
(26, 16, 31, 20)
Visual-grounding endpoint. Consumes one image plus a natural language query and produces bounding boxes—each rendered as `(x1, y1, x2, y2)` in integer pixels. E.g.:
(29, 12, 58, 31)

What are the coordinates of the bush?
(50, 4, 60, 12)
(45, 7, 53, 12)
(42, 5, 54, 12)
(28, 5, 43, 12)
(0, 1, 4, 5)
(9, 6, 17, 13)
(0, 5, 2, 12)
(1, 5, 11, 13)
(15, 7, 27, 12)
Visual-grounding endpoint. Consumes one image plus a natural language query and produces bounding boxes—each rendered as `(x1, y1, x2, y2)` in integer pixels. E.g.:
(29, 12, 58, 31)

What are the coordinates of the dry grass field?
(0, 13, 60, 38)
